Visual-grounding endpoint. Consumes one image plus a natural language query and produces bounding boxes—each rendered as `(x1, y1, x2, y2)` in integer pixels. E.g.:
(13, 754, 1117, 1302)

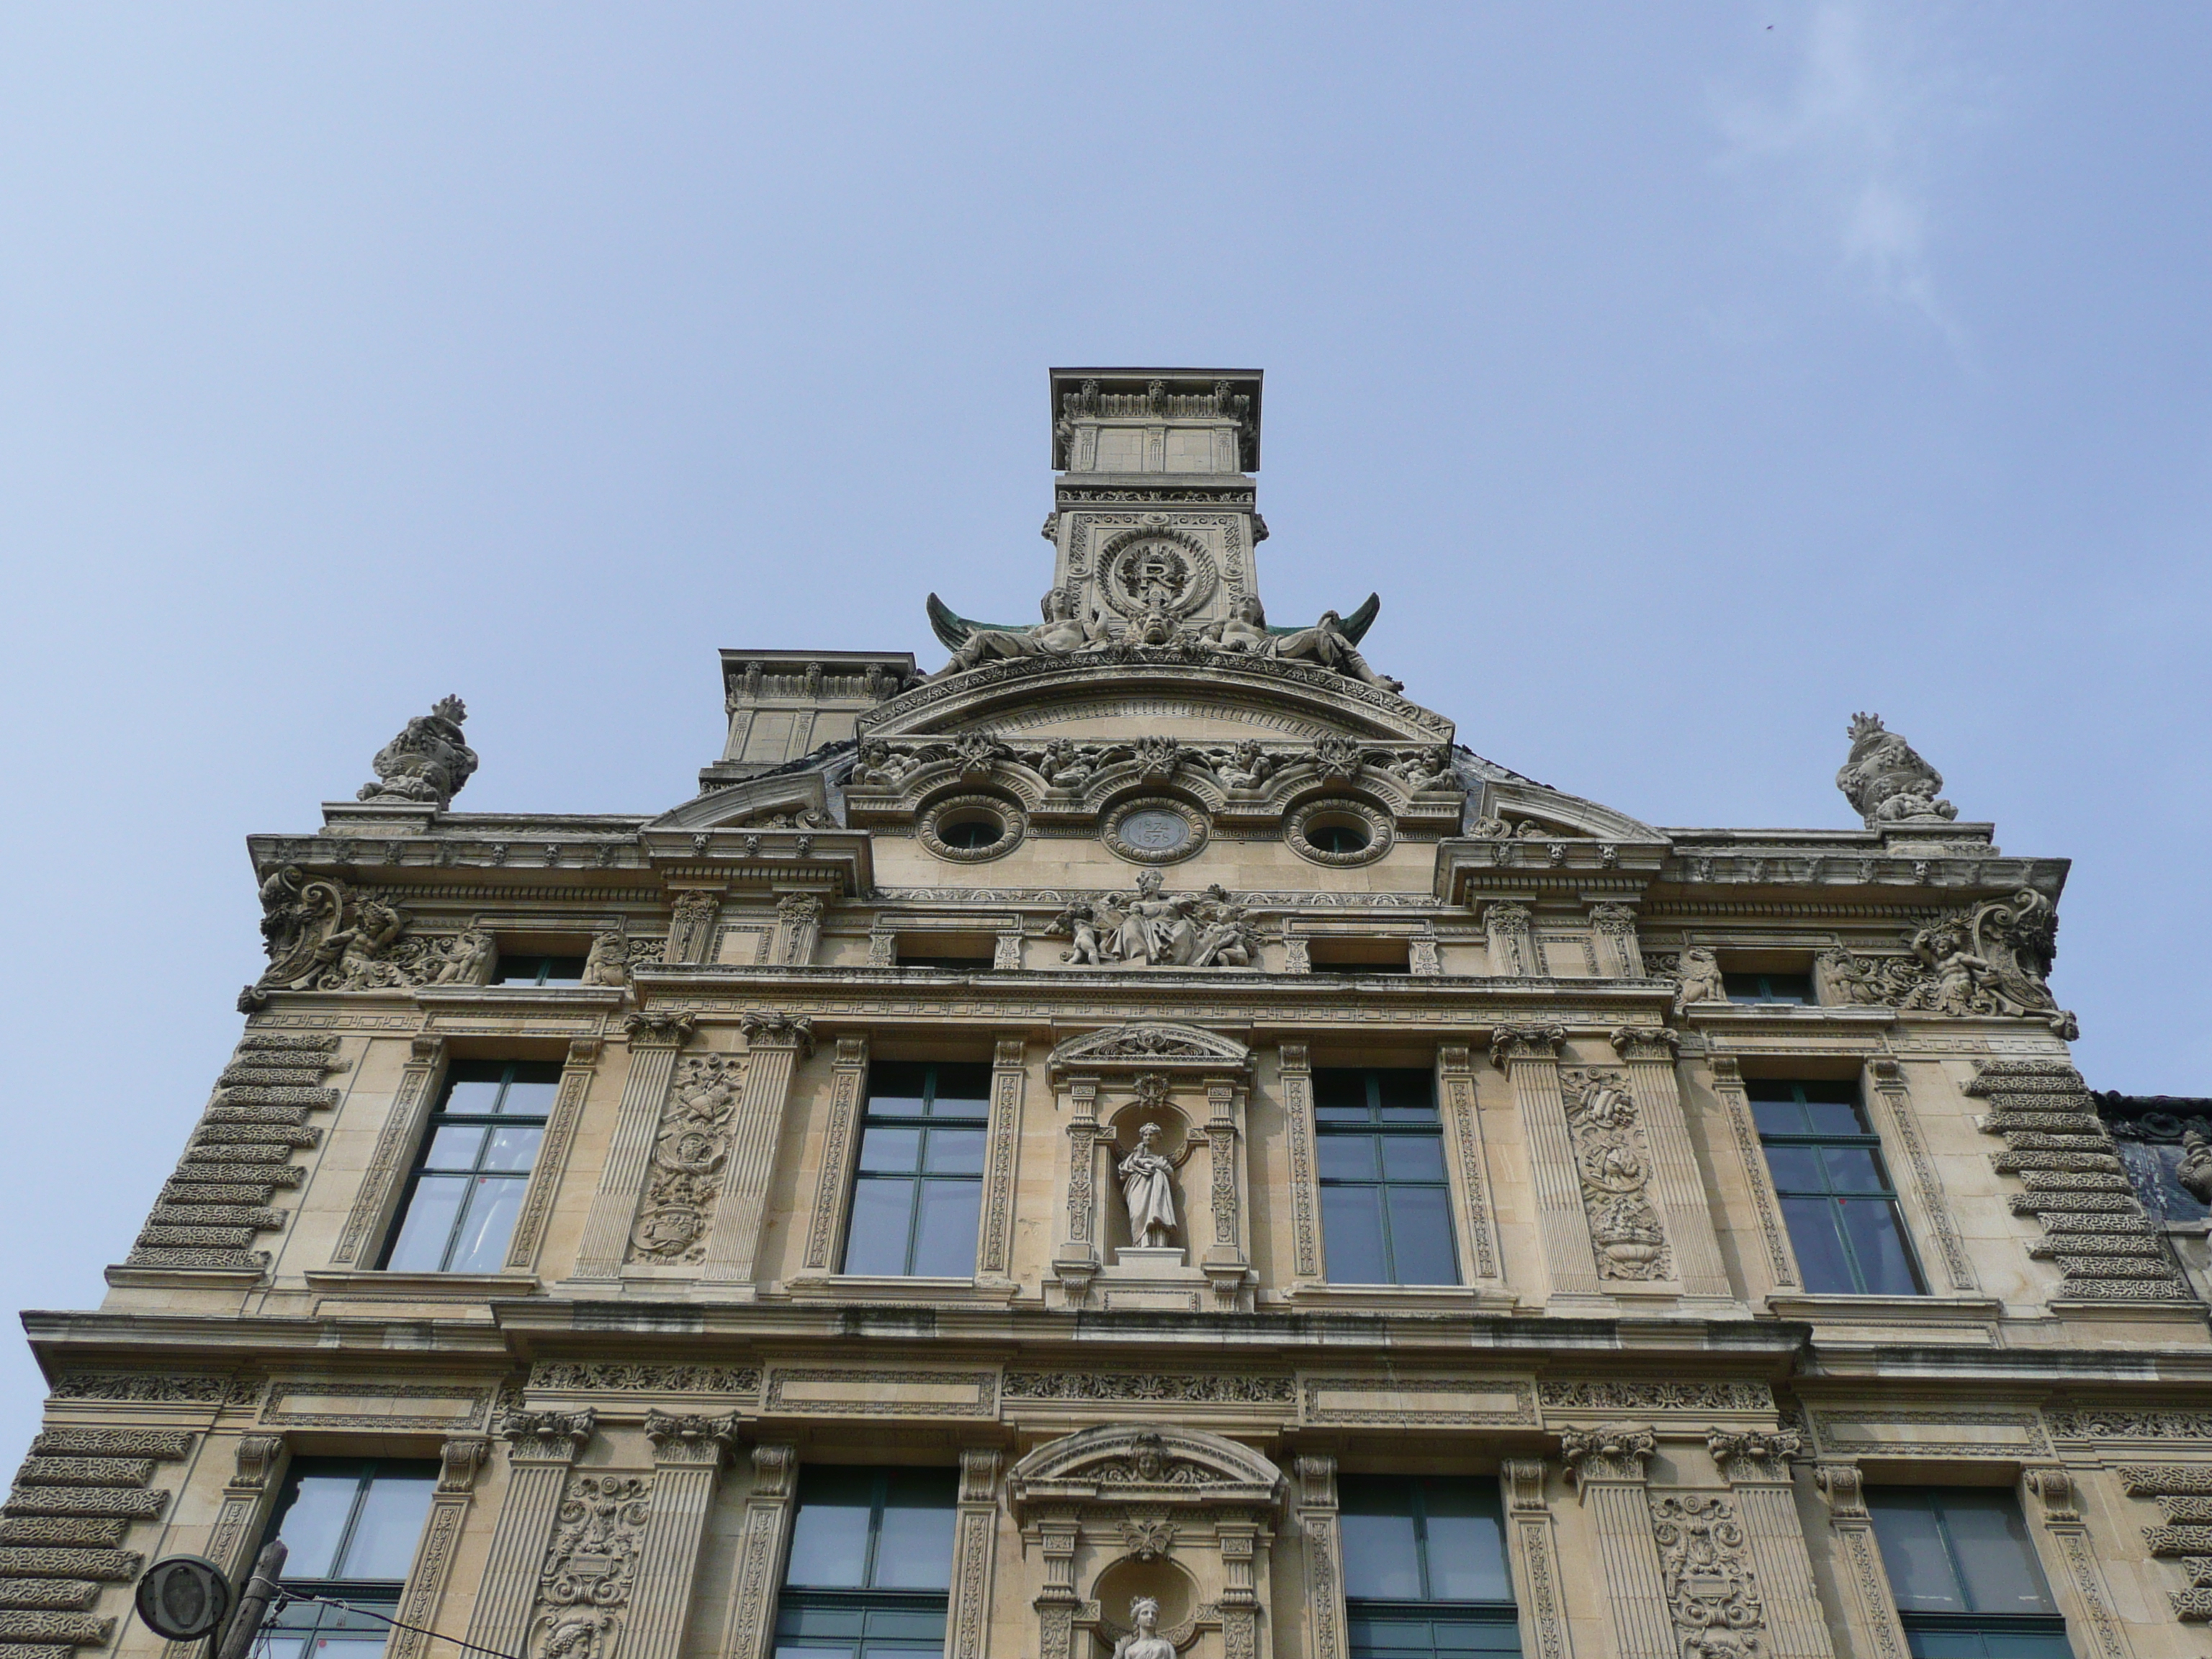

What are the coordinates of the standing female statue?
(1112, 1599, 1177, 1659)
(1118, 1124, 1179, 1248)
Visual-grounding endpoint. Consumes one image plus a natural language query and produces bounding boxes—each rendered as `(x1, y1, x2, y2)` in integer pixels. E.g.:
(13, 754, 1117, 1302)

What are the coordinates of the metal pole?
(215, 1539, 288, 1659)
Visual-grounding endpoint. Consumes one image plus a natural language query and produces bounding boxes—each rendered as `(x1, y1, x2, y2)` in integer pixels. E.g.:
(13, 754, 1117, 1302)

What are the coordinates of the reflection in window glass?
(382, 1061, 559, 1273)
(1316, 1070, 1458, 1286)
(1339, 1476, 1518, 1659)
(842, 1064, 990, 1278)
(1750, 1080, 1924, 1296)
(1869, 1488, 2069, 1659)
(776, 1468, 956, 1659)
(259, 1460, 437, 1659)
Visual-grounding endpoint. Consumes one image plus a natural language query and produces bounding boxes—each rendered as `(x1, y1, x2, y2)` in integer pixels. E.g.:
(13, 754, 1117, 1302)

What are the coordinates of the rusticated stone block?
(14, 1463, 152, 1491)
(0, 1581, 100, 1611)
(0, 1551, 138, 1583)
(0, 1521, 127, 1550)
(0, 1609, 112, 1644)
(1, 1490, 164, 1521)
(28, 1434, 189, 1460)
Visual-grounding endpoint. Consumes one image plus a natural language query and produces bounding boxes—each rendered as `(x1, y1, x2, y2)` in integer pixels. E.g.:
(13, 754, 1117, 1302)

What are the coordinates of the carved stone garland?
(529, 1473, 654, 1659)
(629, 1054, 745, 1264)
(1649, 1493, 1763, 1659)
(1560, 1068, 1673, 1282)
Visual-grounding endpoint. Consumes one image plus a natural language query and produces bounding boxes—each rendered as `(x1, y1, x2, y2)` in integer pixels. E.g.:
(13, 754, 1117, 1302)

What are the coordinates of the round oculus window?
(938, 814, 1005, 850)
(1287, 798, 1394, 867)
(1306, 818, 1372, 855)
(920, 794, 1025, 862)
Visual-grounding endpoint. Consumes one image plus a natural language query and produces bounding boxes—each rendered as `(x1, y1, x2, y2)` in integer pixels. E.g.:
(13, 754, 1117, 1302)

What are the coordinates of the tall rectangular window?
(1339, 1475, 1519, 1659)
(258, 1458, 439, 1659)
(1316, 1068, 1458, 1286)
(381, 1060, 559, 1272)
(1867, 1488, 2069, 1659)
(840, 1063, 990, 1278)
(1750, 1079, 1924, 1296)
(774, 1467, 957, 1659)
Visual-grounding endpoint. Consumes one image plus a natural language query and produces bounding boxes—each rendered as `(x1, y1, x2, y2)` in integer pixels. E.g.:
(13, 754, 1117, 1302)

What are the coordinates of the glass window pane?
(446, 1177, 526, 1272)
(1780, 1197, 1858, 1295)
(786, 1496, 872, 1588)
(1804, 1099, 1868, 1136)
(909, 1180, 981, 1278)
(873, 1498, 956, 1589)
(498, 1079, 560, 1117)
(1323, 1186, 1389, 1285)
(337, 1475, 436, 1580)
(1380, 1134, 1446, 1182)
(1314, 1070, 1371, 1120)
(866, 1064, 931, 1115)
(304, 1635, 388, 1659)
(480, 1125, 544, 1173)
(1763, 1146, 1824, 1192)
(842, 1179, 917, 1277)
(1750, 1099, 1806, 1136)
(1838, 1200, 1923, 1295)
(1341, 1511, 1422, 1600)
(858, 1125, 923, 1174)
(1869, 1494, 1965, 1612)
(1821, 1147, 1890, 1194)
(1318, 1135, 1380, 1182)
(423, 1125, 487, 1171)
(1374, 1070, 1436, 1118)
(1386, 1186, 1459, 1285)
(929, 1064, 994, 1105)
(1939, 1493, 2055, 1614)
(274, 1473, 362, 1580)
(922, 1126, 986, 1176)
(1419, 1480, 1511, 1602)
(385, 1177, 468, 1272)
(441, 1078, 503, 1115)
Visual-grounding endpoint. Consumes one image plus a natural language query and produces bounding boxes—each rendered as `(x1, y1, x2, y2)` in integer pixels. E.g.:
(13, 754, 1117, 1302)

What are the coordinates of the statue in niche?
(932, 587, 1105, 677)
(1835, 712, 1958, 826)
(1112, 1599, 1177, 1659)
(1118, 1123, 1180, 1249)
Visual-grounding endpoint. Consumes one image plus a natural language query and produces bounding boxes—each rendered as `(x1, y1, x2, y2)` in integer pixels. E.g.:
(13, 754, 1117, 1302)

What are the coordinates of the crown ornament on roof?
(357, 694, 480, 811)
(1835, 712, 1957, 828)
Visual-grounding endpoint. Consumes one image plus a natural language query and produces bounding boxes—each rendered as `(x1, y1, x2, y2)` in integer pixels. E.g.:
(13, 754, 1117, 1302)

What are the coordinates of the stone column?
(668, 891, 721, 963)
(572, 1013, 696, 1281)
(506, 1037, 601, 1273)
(387, 1438, 492, 1659)
(1200, 1075, 1253, 1305)
(1813, 1464, 1910, 1659)
(773, 893, 824, 966)
(333, 1036, 444, 1264)
(1500, 1460, 1574, 1659)
(1491, 1025, 1604, 1303)
(1483, 902, 1536, 977)
(465, 1411, 595, 1659)
(1589, 904, 1644, 978)
(1216, 1510, 1263, 1659)
(698, 1012, 816, 1293)
(1609, 1027, 1731, 1300)
(1708, 1431, 1832, 1659)
(716, 1444, 799, 1659)
(626, 1413, 742, 1659)
(976, 1040, 1028, 1285)
(801, 1038, 870, 1273)
(1033, 1506, 1082, 1659)
(1050, 1076, 1102, 1303)
(1436, 1046, 1502, 1282)
(947, 1449, 1003, 1659)
(1560, 1426, 1674, 1659)
(1866, 1058, 1978, 1292)
(1295, 1456, 1349, 1659)
(2023, 1467, 2132, 1659)
(1279, 1044, 1323, 1284)
(1709, 1056, 1798, 1293)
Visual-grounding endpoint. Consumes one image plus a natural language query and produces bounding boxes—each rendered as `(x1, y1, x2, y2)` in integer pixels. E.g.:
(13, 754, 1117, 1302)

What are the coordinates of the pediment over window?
(1007, 1424, 1284, 1516)
(1048, 1023, 1253, 1076)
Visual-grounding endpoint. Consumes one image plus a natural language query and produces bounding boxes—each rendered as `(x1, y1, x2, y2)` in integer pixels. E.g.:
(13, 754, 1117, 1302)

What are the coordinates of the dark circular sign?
(135, 1555, 233, 1641)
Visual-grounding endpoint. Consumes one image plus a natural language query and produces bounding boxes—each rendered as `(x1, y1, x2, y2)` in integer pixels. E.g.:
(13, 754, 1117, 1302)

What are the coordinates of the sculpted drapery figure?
(1050, 875, 1259, 968)
(1835, 711, 1957, 826)
(935, 587, 1107, 677)
(1118, 1124, 1179, 1248)
(1112, 1599, 1176, 1659)
(358, 695, 479, 810)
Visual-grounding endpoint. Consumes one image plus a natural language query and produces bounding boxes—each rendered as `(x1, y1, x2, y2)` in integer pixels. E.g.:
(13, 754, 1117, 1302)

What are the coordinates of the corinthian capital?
(1560, 1422, 1655, 1487)
(1488, 1023, 1566, 1069)
(1707, 1427, 1800, 1483)
(500, 1407, 595, 1462)
(740, 1010, 817, 1055)
(644, 1409, 741, 1466)
(622, 1009, 697, 1048)
(1609, 1025, 1682, 1061)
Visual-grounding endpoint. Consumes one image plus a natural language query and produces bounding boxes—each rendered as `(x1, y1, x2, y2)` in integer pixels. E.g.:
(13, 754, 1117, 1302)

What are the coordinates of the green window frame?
(258, 1457, 439, 1659)
(1867, 1488, 2069, 1659)
(1315, 1068, 1460, 1286)
(840, 1063, 991, 1278)
(380, 1060, 559, 1273)
(1750, 1079, 1924, 1296)
(775, 1467, 957, 1659)
(1339, 1475, 1520, 1659)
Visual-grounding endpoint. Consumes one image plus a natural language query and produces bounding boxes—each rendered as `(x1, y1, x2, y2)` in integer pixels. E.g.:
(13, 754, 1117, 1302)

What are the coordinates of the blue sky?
(1, 3, 2206, 1448)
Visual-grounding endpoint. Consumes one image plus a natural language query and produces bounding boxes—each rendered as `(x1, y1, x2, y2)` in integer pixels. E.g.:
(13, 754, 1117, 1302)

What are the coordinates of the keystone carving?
(359, 695, 479, 810)
(1835, 712, 1956, 827)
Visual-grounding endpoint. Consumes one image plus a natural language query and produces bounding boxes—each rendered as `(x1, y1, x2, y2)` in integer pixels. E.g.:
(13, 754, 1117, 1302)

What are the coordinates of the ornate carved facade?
(18, 367, 2207, 1659)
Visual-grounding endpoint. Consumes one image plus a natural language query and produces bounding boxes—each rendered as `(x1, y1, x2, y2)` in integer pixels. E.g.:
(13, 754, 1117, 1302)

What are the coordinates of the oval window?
(1308, 818, 1372, 855)
(938, 813, 1005, 850)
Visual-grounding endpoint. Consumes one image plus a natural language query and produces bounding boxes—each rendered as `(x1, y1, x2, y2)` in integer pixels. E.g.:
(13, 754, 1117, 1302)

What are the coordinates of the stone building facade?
(12, 368, 2211, 1659)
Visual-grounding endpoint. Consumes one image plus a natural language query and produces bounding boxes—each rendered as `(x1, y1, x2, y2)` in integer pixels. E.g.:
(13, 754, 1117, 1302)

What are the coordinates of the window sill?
(1280, 1282, 1519, 1314)
(784, 1274, 1020, 1304)
(303, 1269, 543, 1298)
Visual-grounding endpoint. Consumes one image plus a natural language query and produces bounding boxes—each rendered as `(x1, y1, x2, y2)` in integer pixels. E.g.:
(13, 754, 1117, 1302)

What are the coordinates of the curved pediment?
(650, 768, 838, 832)
(1477, 779, 1665, 844)
(1048, 1022, 1254, 1075)
(858, 653, 1454, 747)
(1007, 1424, 1283, 1515)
